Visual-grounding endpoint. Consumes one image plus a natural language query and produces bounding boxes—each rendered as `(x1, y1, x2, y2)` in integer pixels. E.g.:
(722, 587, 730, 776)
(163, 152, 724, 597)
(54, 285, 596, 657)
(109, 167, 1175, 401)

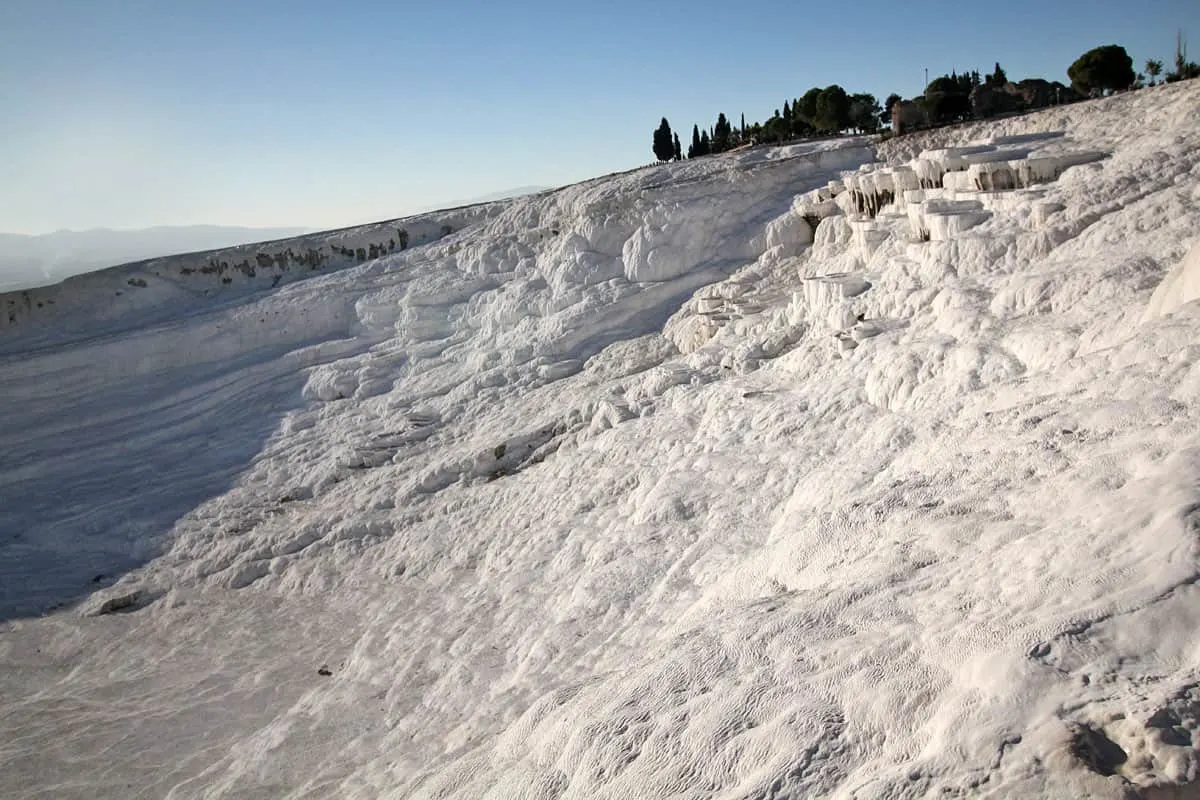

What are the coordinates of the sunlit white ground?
(3, 82, 1200, 799)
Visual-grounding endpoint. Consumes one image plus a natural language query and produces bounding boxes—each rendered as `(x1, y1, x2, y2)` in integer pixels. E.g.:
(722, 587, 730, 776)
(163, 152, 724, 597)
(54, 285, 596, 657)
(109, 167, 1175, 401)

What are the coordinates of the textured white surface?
(2, 83, 1200, 799)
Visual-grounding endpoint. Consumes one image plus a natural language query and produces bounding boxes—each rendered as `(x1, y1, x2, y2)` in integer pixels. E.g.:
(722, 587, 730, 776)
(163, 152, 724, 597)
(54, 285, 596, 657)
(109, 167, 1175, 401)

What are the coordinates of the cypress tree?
(673, 132, 682, 161)
(713, 113, 732, 153)
(654, 118, 674, 161)
(653, 118, 675, 162)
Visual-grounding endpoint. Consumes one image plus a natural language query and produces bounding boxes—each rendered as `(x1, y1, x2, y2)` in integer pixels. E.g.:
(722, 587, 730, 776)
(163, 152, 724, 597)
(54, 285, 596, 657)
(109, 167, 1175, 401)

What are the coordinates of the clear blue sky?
(1, 0, 1196, 234)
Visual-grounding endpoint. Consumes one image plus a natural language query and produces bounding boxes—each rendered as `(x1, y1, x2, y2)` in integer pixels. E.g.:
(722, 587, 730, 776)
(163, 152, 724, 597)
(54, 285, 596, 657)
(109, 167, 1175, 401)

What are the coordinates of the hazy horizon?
(0, 224, 315, 291)
(0, 223, 314, 239)
(0, 184, 555, 291)
(0, 186, 554, 239)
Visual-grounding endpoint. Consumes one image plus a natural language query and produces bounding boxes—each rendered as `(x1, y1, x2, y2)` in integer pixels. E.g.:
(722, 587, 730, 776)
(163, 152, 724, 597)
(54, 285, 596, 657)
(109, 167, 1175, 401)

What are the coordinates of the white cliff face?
(3, 83, 1200, 800)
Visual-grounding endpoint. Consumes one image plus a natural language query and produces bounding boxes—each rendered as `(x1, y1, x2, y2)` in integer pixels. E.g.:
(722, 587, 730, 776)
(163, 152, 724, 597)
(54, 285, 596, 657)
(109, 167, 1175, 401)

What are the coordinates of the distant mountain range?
(0, 225, 312, 291)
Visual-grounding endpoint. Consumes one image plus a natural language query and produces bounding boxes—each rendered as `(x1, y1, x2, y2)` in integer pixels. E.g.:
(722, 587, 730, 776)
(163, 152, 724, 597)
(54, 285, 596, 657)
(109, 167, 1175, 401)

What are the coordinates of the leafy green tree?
(653, 118, 675, 162)
(970, 83, 1018, 119)
(849, 93, 881, 133)
(797, 87, 822, 129)
(791, 113, 814, 138)
(762, 113, 789, 143)
(1068, 45, 1135, 95)
(925, 75, 971, 123)
(1174, 61, 1200, 81)
(814, 85, 850, 133)
(1145, 59, 1163, 85)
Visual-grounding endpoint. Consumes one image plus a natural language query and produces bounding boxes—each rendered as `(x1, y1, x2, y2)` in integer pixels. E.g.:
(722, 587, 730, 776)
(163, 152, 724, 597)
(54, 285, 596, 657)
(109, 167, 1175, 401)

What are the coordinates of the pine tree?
(762, 114, 789, 143)
(814, 85, 851, 133)
(791, 108, 813, 138)
(699, 130, 711, 156)
(653, 118, 675, 162)
(925, 75, 971, 122)
(1068, 45, 1135, 95)
(798, 87, 822, 128)
(849, 93, 881, 133)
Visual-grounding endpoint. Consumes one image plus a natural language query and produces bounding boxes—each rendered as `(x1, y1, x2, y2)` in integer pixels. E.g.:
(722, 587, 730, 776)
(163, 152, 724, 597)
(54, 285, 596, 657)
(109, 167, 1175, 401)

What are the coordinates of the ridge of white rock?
(1142, 240, 1200, 323)
(2, 84, 1200, 799)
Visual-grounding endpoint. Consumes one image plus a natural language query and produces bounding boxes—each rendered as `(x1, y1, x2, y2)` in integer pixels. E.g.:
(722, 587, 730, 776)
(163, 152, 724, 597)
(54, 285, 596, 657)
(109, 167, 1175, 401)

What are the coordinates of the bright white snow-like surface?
(3, 84, 1200, 799)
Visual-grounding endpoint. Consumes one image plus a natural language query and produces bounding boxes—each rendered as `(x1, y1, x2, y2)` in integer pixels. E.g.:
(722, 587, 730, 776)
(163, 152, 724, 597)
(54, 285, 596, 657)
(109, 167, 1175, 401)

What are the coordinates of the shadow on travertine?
(0, 335, 311, 622)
